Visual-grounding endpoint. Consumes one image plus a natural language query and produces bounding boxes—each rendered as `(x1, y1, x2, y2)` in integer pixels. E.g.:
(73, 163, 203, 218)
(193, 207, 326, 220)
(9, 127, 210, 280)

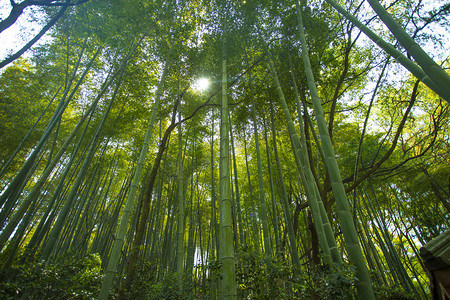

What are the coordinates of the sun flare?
(193, 78, 209, 92)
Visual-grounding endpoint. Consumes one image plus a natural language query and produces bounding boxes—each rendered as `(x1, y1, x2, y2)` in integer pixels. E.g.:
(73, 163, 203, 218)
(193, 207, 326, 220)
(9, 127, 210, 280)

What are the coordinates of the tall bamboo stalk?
(250, 74, 271, 257)
(98, 52, 170, 300)
(243, 133, 261, 253)
(295, 2, 375, 298)
(209, 109, 218, 299)
(262, 115, 281, 253)
(289, 60, 342, 264)
(218, 22, 237, 297)
(269, 104, 302, 276)
(324, 0, 449, 102)
(263, 42, 332, 265)
(366, 0, 450, 101)
(229, 116, 245, 247)
(40, 61, 126, 262)
(176, 110, 185, 293)
(0, 46, 101, 228)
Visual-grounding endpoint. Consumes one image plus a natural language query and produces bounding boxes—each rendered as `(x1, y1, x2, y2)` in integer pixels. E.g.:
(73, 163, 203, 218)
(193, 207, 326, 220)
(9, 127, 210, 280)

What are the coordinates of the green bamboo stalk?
(68, 141, 119, 254)
(160, 182, 177, 276)
(263, 42, 332, 265)
(149, 150, 168, 259)
(269, 104, 302, 276)
(143, 172, 158, 258)
(0, 41, 89, 201)
(98, 54, 170, 300)
(358, 205, 388, 285)
(96, 177, 130, 259)
(366, 0, 450, 101)
(30, 176, 74, 255)
(40, 62, 124, 262)
(60, 172, 95, 254)
(209, 110, 218, 299)
(295, 2, 375, 298)
(324, 0, 449, 102)
(0, 83, 62, 180)
(262, 115, 281, 253)
(351, 58, 389, 217)
(218, 41, 237, 298)
(0, 46, 102, 228)
(390, 187, 425, 245)
(229, 116, 245, 247)
(387, 205, 427, 297)
(87, 161, 117, 254)
(168, 196, 178, 273)
(0, 96, 97, 251)
(355, 211, 381, 286)
(24, 160, 66, 253)
(185, 153, 197, 288)
(249, 73, 271, 257)
(69, 151, 112, 253)
(228, 125, 239, 250)
(371, 187, 417, 295)
(243, 132, 261, 253)
(126, 98, 180, 280)
(290, 62, 342, 264)
(176, 110, 185, 293)
(3, 176, 47, 266)
(361, 189, 401, 286)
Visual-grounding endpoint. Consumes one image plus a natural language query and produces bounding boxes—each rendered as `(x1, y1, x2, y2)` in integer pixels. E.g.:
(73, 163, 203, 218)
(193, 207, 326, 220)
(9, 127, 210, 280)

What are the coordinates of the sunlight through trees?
(0, 0, 448, 299)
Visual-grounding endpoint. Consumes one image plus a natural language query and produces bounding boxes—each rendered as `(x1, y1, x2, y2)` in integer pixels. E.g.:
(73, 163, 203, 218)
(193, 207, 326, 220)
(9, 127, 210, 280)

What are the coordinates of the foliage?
(117, 267, 188, 300)
(110, 250, 357, 299)
(234, 246, 358, 299)
(0, 58, 48, 169)
(302, 263, 358, 300)
(115, 261, 157, 299)
(0, 252, 411, 300)
(374, 283, 415, 300)
(0, 253, 103, 299)
(146, 272, 183, 300)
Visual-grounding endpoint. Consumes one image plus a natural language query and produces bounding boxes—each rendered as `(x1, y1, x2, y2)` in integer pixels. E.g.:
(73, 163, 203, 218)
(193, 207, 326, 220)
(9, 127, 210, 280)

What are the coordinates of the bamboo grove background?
(0, 0, 449, 299)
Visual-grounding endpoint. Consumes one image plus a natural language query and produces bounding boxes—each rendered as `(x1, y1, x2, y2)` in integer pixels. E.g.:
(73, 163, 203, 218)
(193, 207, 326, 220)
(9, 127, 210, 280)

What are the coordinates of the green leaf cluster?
(0, 253, 102, 300)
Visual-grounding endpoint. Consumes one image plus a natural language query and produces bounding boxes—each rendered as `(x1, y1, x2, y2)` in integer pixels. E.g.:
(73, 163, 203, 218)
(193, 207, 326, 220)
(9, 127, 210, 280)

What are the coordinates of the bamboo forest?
(0, 0, 449, 299)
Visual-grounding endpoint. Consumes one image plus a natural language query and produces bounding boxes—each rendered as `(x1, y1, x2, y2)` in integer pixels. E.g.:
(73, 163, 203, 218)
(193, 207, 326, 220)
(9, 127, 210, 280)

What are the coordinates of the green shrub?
(0, 253, 103, 299)
(302, 263, 358, 300)
(233, 247, 357, 299)
(374, 283, 415, 300)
